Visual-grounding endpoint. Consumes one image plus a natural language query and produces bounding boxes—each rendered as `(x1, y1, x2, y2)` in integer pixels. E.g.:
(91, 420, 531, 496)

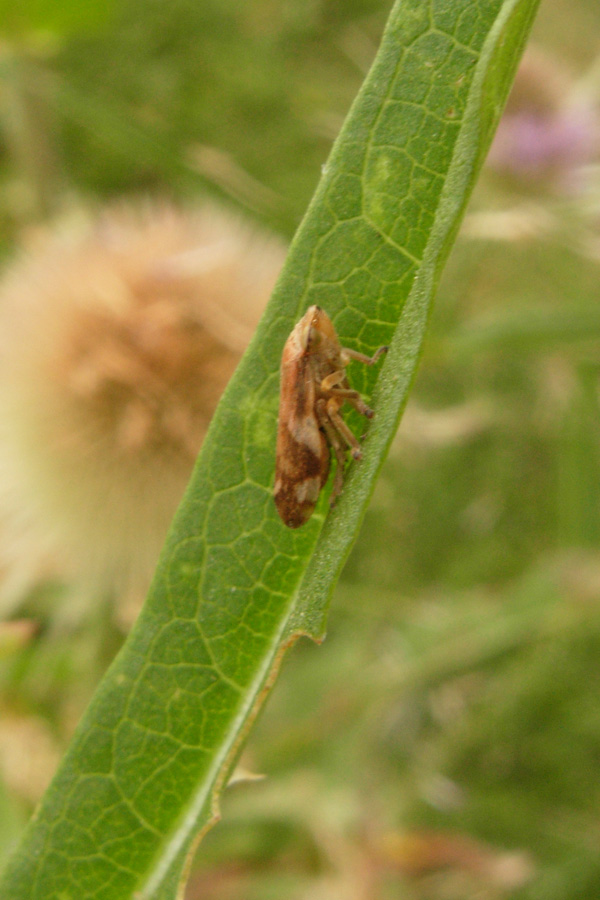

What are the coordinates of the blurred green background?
(1, 1, 600, 898)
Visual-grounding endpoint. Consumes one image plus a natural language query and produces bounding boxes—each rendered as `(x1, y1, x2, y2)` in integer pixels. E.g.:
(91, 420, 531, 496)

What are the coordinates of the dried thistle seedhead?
(274, 306, 387, 528)
(0, 201, 286, 607)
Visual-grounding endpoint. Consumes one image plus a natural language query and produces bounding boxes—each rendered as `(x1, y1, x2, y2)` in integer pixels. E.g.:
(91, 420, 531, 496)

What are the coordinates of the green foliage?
(0, 0, 117, 40)
(0, 1, 541, 898)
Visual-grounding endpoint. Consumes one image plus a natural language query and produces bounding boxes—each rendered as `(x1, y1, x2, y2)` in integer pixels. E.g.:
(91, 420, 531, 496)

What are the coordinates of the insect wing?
(274, 349, 329, 528)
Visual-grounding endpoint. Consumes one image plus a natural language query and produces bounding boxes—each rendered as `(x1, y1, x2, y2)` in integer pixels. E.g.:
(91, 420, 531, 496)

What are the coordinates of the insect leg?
(315, 399, 347, 503)
(325, 397, 363, 460)
(320, 369, 346, 391)
(320, 371, 373, 416)
(325, 387, 374, 418)
(341, 345, 388, 366)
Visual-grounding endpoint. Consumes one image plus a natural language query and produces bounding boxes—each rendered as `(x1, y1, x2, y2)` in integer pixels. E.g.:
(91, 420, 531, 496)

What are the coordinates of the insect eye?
(308, 328, 322, 349)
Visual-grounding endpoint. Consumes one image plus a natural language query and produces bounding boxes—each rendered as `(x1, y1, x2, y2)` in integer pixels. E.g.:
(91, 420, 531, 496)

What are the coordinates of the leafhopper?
(274, 305, 387, 528)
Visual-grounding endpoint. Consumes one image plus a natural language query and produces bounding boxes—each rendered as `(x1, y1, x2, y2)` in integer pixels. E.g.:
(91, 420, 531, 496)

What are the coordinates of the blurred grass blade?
(0, 1, 540, 898)
(450, 302, 600, 354)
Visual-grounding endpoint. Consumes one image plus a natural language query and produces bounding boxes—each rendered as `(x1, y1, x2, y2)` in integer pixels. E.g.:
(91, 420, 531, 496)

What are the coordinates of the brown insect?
(274, 305, 388, 528)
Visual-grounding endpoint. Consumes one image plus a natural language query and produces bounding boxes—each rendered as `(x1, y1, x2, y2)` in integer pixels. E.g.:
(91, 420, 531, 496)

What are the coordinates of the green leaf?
(0, 1, 540, 898)
(0, 777, 25, 874)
